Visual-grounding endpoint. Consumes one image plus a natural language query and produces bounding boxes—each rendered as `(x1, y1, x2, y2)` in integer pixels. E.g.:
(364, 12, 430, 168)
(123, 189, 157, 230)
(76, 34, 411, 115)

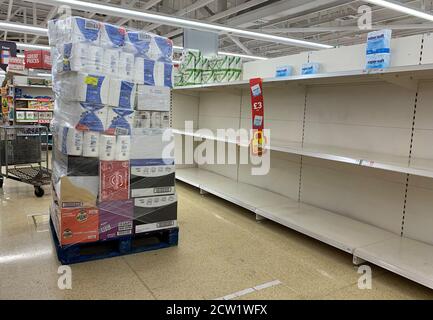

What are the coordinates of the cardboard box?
(99, 160, 130, 201)
(50, 202, 99, 246)
(99, 199, 133, 240)
(53, 147, 99, 176)
(133, 194, 177, 234)
(25, 50, 52, 70)
(52, 165, 99, 208)
(130, 159, 175, 198)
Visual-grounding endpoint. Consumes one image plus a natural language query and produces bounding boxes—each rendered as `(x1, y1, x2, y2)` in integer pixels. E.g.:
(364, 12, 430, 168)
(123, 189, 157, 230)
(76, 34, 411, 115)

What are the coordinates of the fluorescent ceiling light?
(17, 43, 50, 50)
(0, 21, 47, 35)
(365, 0, 433, 22)
(27, 0, 332, 49)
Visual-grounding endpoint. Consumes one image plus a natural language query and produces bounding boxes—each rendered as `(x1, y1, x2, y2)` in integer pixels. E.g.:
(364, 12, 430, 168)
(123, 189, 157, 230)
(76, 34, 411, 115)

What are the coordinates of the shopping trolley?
(0, 125, 51, 197)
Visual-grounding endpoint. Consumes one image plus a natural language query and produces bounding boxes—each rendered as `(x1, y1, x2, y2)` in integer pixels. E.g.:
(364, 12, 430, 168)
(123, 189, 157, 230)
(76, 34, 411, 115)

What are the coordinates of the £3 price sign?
(249, 78, 266, 156)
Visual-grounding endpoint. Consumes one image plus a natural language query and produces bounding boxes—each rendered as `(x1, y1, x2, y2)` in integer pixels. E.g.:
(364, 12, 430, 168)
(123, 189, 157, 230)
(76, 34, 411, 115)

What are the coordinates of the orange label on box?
(60, 207, 99, 245)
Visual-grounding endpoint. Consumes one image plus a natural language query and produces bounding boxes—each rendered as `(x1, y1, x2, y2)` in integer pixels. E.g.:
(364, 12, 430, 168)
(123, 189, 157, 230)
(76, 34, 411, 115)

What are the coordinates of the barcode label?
(115, 127, 129, 135)
(154, 187, 174, 194)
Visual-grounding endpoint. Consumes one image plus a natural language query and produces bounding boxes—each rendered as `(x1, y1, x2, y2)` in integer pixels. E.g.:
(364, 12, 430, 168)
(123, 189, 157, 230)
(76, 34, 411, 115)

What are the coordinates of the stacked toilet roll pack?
(49, 16, 177, 245)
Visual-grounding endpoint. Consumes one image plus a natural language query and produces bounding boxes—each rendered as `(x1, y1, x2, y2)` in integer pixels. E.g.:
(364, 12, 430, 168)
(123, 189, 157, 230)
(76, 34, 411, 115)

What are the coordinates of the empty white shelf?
(173, 130, 433, 178)
(255, 204, 395, 254)
(176, 167, 295, 211)
(355, 237, 433, 289)
(176, 167, 395, 253)
(176, 167, 433, 289)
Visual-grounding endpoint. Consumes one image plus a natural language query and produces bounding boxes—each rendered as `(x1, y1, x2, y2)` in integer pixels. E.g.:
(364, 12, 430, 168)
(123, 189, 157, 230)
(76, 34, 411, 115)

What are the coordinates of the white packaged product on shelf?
(134, 57, 145, 84)
(63, 16, 100, 45)
(57, 42, 89, 73)
(145, 60, 173, 88)
(148, 35, 173, 62)
(103, 49, 120, 76)
(134, 111, 151, 128)
(150, 111, 161, 128)
(100, 23, 126, 48)
(135, 58, 173, 87)
(119, 52, 135, 81)
(82, 131, 100, 157)
(106, 108, 135, 135)
(130, 128, 173, 160)
(88, 45, 104, 74)
(124, 31, 152, 57)
(58, 126, 83, 156)
(99, 134, 116, 161)
(76, 73, 110, 104)
(108, 79, 136, 109)
(115, 135, 131, 161)
(55, 101, 108, 132)
(301, 63, 320, 75)
(161, 112, 170, 128)
(136, 85, 170, 111)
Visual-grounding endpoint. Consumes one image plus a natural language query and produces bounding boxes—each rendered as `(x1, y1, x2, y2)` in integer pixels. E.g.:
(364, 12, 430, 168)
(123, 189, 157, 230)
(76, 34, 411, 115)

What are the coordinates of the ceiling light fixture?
(0, 21, 47, 35)
(364, 0, 433, 22)
(27, 0, 332, 49)
(17, 43, 50, 50)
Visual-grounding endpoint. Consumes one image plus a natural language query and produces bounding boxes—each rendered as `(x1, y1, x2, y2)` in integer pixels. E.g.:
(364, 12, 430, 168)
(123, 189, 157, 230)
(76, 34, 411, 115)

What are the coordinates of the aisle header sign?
(0, 41, 17, 72)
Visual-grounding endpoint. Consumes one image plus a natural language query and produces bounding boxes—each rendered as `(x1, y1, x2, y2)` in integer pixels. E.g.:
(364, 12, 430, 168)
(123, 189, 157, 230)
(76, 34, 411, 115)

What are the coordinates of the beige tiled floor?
(0, 178, 433, 300)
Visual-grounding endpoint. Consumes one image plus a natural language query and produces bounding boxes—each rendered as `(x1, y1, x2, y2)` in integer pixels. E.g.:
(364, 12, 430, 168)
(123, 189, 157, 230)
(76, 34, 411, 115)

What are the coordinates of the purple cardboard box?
(99, 199, 133, 240)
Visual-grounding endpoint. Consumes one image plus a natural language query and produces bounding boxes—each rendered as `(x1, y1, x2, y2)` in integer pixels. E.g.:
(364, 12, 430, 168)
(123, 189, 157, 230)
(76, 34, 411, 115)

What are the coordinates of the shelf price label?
(249, 78, 266, 156)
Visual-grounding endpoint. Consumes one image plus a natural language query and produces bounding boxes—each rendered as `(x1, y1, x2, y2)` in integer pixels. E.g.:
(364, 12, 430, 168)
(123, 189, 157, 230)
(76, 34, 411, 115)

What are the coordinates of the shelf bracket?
(200, 188, 208, 195)
(380, 74, 418, 91)
(256, 214, 267, 222)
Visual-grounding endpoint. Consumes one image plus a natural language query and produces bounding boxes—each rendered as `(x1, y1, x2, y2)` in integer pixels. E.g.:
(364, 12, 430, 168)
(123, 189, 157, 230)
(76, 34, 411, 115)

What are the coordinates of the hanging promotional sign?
(249, 78, 265, 156)
(7, 57, 25, 72)
(25, 50, 52, 70)
(0, 41, 17, 72)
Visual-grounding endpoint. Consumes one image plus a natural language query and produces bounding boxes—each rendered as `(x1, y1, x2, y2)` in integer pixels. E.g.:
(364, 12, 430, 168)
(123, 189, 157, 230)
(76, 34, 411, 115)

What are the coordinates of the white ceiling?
(1, 0, 433, 58)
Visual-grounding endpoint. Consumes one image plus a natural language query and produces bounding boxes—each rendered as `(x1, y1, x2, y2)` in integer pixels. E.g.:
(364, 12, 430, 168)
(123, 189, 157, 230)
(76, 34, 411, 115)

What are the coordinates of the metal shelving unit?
(172, 33, 433, 290)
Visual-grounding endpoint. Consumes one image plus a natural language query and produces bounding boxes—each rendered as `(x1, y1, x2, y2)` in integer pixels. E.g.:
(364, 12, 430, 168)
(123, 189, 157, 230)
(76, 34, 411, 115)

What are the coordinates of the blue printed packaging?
(106, 108, 135, 136)
(301, 63, 321, 75)
(108, 79, 136, 109)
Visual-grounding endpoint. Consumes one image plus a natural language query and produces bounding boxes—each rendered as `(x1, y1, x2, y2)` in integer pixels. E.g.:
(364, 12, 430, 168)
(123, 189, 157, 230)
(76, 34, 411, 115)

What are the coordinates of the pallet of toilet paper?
(175, 49, 242, 86)
(49, 16, 173, 87)
(48, 16, 177, 247)
(50, 126, 177, 246)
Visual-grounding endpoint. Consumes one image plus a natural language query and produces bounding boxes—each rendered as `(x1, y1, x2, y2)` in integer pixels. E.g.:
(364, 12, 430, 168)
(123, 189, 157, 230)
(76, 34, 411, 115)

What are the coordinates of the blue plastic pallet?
(50, 219, 179, 265)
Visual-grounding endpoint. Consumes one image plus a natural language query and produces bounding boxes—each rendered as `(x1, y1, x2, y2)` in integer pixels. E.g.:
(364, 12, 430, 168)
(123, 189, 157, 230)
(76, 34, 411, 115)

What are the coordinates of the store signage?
(0, 41, 17, 72)
(8, 57, 25, 72)
(249, 78, 265, 156)
(25, 50, 52, 70)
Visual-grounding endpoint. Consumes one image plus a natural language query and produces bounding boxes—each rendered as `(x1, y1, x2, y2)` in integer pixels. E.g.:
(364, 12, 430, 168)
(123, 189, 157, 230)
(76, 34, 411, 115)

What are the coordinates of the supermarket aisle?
(0, 179, 432, 300)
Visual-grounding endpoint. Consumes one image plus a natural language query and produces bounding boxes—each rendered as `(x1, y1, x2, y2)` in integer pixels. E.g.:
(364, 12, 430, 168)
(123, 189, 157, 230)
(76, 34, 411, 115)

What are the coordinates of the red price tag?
(249, 78, 265, 156)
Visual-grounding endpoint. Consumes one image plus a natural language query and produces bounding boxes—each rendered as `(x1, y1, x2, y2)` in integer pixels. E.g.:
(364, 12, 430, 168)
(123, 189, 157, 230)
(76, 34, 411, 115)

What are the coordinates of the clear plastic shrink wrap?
(49, 16, 177, 246)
